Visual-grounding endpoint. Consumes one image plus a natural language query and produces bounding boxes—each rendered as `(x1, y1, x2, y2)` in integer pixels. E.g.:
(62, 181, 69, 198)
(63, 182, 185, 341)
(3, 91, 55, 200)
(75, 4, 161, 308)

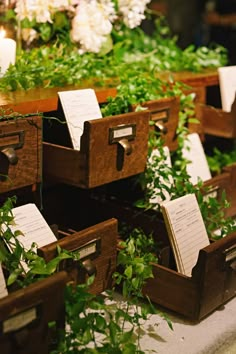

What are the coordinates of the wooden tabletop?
(0, 69, 219, 114)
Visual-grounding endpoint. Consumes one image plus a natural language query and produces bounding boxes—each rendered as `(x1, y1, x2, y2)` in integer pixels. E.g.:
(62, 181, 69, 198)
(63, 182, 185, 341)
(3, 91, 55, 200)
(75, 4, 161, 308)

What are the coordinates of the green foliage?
(0, 197, 79, 287)
(207, 147, 236, 175)
(0, 17, 227, 92)
(134, 93, 236, 239)
(101, 74, 186, 117)
(0, 198, 170, 353)
(52, 228, 171, 353)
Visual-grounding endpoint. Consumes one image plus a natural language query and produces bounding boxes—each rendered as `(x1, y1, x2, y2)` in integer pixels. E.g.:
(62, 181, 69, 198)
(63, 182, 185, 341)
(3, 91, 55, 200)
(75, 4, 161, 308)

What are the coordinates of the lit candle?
(0, 28, 16, 76)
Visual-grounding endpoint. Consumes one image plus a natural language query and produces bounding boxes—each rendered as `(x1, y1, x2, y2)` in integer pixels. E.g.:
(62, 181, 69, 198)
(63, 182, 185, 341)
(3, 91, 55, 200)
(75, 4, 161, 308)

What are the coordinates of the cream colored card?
(9, 203, 57, 251)
(58, 89, 102, 150)
(162, 194, 210, 277)
(0, 264, 8, 299)
(182, 133, 211, 185)
(148, 146, 173, 206)
(218, 66, 236, 112)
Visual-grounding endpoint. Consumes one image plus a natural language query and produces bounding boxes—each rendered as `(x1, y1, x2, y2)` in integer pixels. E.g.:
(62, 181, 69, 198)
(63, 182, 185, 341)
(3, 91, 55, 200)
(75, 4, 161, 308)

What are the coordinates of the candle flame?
(0, 27, 6, 40)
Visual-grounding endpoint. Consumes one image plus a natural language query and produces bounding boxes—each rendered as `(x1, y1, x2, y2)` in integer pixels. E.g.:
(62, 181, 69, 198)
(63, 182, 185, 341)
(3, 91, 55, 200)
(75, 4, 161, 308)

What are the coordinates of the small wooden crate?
(39, 218, 118, 294)
(0, 116, 42, 193)
(43, 110, 150, 188)
(0, 271, 67, 354)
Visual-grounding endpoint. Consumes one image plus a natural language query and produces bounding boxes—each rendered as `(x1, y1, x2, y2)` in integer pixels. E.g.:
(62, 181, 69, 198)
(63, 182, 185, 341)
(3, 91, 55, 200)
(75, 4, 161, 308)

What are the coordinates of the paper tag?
(58, 89, 102, 150)
(182, 133, 212, 185)
(6, 204, 57, 272)
(0, 264, 8, 299)
(109, 124, 136, 143)
(218, 66, 236, 112)
(78, 241, 97, 259)
(162, 194, 210, 277)
(3, 307, 37, 333)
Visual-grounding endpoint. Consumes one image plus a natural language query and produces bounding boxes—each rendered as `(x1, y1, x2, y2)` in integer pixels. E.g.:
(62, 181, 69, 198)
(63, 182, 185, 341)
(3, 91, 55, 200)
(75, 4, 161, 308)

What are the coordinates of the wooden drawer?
(144, 231, 236, 320)
(89, 178, 236, 320)
(0, 116, 42, 193)
(0, 271, 67, 354)
(197, 96, 236, 138)
(132, 97, 180, 151)
(39, 218, 118, 294)
(43, 110, 150, 188)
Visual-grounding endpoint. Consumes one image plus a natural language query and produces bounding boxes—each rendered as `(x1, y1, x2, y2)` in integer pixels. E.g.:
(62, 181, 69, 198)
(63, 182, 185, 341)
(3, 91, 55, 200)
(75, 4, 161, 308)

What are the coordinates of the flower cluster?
(12, 0, 151, 53)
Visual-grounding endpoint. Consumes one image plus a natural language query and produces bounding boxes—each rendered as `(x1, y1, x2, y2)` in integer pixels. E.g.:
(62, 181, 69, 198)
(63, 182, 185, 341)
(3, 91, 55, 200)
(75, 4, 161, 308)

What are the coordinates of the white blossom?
(71, 0, 115, 53)
(15, 0, 73, 23)
(117, 0, 151, 29)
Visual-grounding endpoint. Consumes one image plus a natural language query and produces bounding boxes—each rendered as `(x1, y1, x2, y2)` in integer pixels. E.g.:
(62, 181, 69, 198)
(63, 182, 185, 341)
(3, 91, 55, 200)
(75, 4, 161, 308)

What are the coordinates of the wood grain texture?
(0, 271, 67, 354)
(198, 97, 236, 138)
(39, 218, 118, 295)
(43, 110, 150, 188)
(0, 116, 42, 193)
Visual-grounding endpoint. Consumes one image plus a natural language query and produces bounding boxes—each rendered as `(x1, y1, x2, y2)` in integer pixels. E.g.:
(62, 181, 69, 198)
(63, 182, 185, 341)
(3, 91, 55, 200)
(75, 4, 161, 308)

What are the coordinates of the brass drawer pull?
(0, 130, 25, 165)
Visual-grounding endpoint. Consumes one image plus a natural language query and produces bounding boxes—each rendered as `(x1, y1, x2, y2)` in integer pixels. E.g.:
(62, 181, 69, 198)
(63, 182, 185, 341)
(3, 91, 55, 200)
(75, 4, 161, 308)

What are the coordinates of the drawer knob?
(118, 138, 132, 156)
(155, 122, 168, 135)
(82, 259, 96, 276)
(1, 147, 18, 165)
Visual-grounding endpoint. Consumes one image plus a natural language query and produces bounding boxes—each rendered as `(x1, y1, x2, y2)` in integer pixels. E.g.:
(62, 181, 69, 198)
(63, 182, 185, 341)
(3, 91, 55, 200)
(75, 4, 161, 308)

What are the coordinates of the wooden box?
(197, 95, 236, 138)
(43, 110, 150, 188)
(0, 271, 67, 354)
(0, 116, 42, 193)
(39, 218, 118, 295)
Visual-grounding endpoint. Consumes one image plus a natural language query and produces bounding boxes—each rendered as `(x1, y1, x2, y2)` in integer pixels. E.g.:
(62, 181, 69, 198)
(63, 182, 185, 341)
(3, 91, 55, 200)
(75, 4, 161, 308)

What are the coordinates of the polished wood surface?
(0, 70, 219, 114)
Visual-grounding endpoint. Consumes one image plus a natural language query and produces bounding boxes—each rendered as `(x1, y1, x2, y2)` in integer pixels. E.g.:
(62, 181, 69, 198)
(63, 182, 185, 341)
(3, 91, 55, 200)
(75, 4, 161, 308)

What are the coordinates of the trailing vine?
(0, 17, 227, 92)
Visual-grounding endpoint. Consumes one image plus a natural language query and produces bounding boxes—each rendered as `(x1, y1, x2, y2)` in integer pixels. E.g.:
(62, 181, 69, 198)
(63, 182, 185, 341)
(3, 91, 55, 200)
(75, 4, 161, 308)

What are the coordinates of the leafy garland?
(0, 17, 227, 92)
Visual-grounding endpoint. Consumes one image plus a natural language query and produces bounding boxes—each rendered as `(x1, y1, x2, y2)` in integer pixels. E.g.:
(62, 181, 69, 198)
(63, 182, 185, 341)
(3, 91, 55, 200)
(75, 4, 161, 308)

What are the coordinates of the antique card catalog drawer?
(0, 271, 67, 354)
(144, 231, 236, 321)
(43, 110, 150, 188)
(0, 116, 42, 193)
(90, 191, 236, 321)
(39, 218, 118, 295)
(197, 95, 236, 138)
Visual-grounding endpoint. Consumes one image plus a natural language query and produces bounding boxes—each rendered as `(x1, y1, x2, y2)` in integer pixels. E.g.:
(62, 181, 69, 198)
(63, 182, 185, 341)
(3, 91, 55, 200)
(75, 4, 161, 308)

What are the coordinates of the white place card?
(148, 146, 173, 206)
(218, 66, 236, 112)
(182, 133, 212, 185)
(162, 194, 210, 277)
(0, 264, 8, 299)
(8, 203, 57, 252)
(58, 89, 102, 150)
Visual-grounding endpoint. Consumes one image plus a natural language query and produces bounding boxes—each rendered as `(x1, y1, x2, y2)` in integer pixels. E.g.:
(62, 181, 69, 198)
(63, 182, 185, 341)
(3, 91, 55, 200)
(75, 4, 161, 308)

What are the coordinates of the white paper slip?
(148, 146, 173, 206)
(0, 264, 8, 299)
(218, 66, 236, 112)
(58, 89, 102, 150)
(182, 133, 211, 185)
(8, 203, 57, 251)
(162, 194, 210, 277)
